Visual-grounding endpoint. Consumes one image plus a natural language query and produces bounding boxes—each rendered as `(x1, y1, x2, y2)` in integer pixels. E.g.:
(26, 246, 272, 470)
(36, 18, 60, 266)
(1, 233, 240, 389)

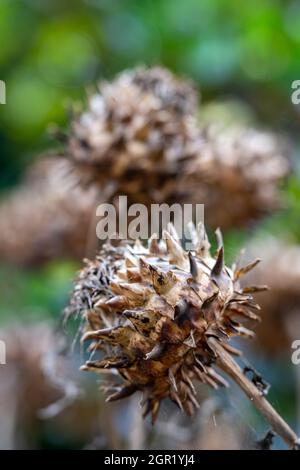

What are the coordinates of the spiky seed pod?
(68, 66, 289, 228)
(66, 223, 264, 423)
(184, 124, 290, 229)
(0, 157, 99, 266)
(244, 238, 300, 355)
(67, 66, 203, 205)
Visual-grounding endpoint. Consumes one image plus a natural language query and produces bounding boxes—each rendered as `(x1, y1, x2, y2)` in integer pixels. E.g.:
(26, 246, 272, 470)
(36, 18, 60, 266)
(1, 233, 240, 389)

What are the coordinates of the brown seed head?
(66, 223, 263, 422)
(67, 66, 203, 206)
(183, 124, 290, 229)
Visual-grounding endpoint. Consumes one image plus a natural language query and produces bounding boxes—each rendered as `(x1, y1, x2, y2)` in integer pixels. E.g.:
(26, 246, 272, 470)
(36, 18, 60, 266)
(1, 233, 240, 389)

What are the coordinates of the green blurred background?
(0, 0, 300, 449)
(1, 0, 300, 187)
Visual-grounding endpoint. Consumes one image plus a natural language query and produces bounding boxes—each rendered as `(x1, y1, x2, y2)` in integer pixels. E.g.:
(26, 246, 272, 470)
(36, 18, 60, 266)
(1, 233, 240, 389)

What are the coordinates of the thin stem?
(208, 337, 299, 449)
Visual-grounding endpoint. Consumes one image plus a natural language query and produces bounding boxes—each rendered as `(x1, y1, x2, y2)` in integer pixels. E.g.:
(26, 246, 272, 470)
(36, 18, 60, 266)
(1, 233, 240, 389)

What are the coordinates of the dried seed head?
(67, 66, 289, 229)
(66, 223, 263, 422)
(69, 66, 198, 168)
(67, 66, 203, 206)
(183, 124, 290, 229)
(0, 68, 289, 269)
(0, 157, 98, 266)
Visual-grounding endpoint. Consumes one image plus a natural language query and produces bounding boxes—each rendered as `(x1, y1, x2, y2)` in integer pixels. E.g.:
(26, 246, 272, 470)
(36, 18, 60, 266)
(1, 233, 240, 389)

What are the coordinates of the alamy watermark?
(291, 80, 300, 104)
(0, 80, 6, 104)
(95, 196, 204, 248)
(0, 339, 6, 365)
(291, 340, 300, 366)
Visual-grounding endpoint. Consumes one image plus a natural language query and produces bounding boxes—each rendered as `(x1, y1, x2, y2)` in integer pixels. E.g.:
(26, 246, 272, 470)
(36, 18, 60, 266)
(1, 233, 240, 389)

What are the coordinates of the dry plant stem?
(208, 337, 298, 449)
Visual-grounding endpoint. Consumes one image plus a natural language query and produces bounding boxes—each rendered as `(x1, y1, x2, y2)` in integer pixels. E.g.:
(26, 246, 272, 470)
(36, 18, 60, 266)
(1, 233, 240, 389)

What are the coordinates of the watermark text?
(291, 80, 300, 105)
(0, 340, 6, 365)
(291, 340, 300, 365)
(96, 196, 204, 248)
(0, 80, 6, 104)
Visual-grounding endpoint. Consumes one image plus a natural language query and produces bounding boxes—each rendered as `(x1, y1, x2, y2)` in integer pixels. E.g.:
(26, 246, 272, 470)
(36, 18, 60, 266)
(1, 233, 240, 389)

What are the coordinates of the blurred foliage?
(0, 261, 77, 326)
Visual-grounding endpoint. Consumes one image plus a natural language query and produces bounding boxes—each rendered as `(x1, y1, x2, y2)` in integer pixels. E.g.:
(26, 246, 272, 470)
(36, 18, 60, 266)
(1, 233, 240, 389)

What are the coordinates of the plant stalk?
(208, 337, 299, 449)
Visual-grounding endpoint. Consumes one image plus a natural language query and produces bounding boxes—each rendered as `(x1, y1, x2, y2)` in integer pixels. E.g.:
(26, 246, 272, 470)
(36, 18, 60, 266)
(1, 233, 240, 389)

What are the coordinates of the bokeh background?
(0, 0, 300, 450)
